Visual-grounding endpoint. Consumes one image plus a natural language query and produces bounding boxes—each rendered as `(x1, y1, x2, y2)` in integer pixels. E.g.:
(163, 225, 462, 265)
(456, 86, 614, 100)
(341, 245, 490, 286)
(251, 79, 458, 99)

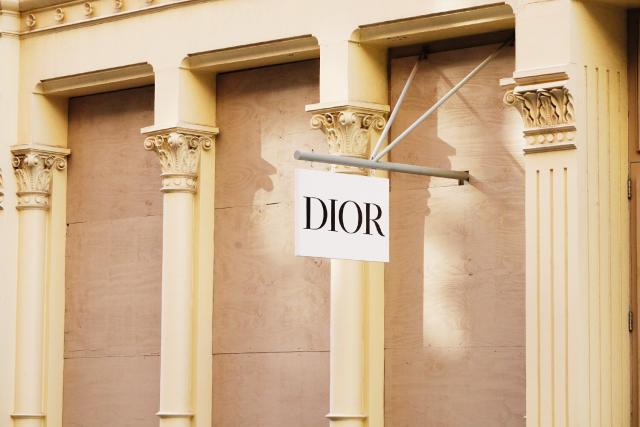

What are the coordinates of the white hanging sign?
(294, 168, 389, 262)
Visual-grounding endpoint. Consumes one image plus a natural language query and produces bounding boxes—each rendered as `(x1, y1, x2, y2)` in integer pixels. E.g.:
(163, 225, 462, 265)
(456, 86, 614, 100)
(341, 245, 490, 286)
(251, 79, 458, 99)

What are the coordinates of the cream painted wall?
(1, 1, 638, 426)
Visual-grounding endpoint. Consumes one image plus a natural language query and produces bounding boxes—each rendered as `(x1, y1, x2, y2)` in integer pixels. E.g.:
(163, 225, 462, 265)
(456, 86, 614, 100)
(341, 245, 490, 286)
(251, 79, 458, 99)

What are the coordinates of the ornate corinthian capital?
(142, 125, 218, 193)
(307, 103, 388, 174)
(11, 145, 70, 210)
(504, 86, 576, 153)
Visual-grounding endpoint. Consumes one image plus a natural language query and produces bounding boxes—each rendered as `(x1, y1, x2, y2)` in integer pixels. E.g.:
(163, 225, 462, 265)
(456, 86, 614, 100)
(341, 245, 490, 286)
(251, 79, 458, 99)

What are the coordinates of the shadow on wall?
(385, 44, 526, 426)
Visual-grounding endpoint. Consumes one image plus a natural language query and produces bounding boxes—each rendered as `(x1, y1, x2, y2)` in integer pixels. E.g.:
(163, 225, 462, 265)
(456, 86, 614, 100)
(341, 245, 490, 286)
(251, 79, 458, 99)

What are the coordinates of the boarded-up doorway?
(385, 43, 526, 425)
(63, 86, 161, 427)
(213, 60, 330, 426)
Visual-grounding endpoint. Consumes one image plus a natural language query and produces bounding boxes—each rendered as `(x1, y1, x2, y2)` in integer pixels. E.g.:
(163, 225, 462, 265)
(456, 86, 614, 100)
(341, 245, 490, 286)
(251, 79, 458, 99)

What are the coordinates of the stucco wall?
(385, 44, 526, 425)
(212, 60, 330, 426)
(63, 86, 161, 427)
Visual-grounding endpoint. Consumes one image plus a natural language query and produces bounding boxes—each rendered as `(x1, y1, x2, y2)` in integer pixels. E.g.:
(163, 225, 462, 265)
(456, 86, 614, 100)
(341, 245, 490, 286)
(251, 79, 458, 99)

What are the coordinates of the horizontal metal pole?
(294, 151, 469, 183)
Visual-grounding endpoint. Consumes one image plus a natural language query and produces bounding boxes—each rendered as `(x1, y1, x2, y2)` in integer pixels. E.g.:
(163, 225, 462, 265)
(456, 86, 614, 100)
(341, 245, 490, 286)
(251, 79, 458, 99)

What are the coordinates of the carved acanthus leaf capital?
(11, 145, 70, 210)
(143, 127, 217, 193)
(307, 103, 388, 174)
(504, 85, 576, 153)
(310, 109, 386, 158)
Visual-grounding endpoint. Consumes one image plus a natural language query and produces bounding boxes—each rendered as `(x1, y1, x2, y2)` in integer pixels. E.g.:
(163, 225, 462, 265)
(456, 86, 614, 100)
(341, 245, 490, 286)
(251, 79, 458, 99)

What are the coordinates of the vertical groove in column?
(585, 64, 593, 427)
(536, 169, 541, 424)
(550, 168, 555, 426)
(615, 68, 626, 425)
(564, 166, 569, 427)
(607, 67, 614, 427)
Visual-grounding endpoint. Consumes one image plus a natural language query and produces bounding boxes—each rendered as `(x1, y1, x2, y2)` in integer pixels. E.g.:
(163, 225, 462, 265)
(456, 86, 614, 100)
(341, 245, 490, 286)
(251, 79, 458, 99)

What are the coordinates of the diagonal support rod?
(369, 54, 423, 160)
(371, 38, 513, 162)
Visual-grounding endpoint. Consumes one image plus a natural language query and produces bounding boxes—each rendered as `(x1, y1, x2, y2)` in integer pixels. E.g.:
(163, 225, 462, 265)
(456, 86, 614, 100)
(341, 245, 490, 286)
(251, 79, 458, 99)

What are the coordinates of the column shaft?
(159, 191, 194, 427)
(13, 209, 47, 427)
(329, 259, 366, 427)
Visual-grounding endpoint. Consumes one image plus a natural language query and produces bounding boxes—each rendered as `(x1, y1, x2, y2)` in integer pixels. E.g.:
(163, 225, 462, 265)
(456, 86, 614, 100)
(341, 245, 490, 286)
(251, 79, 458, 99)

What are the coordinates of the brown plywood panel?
(385, 44, 525, 423)
(214, 60, 329, 355)
(215, 59, 328, 210)
(213, 202, 329, 354)
(65, 216, 162, 358)
(213, 60, 329, 425)
(212, 352, 329, 427)
(385, 347, 525, 426)
(66, 86, 161, 224)
(64, 86, 160, 426)
(62, 355, 159, 427)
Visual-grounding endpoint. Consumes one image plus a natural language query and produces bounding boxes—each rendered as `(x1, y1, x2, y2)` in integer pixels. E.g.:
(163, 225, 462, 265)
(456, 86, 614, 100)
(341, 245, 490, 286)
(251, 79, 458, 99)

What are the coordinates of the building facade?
(0, 0, 638, 426)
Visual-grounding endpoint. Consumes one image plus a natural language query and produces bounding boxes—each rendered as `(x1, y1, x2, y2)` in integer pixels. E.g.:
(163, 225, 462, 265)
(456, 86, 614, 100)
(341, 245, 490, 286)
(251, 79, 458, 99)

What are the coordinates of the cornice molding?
(356, 3, 513, 47)
(39, 62, 153, 97)
(142, 124, 218, 193)
(10, 144, 70, 210)
(504, 85, 576, 154)
(19, 0, 211, 37)
(186, 35, 319, 74)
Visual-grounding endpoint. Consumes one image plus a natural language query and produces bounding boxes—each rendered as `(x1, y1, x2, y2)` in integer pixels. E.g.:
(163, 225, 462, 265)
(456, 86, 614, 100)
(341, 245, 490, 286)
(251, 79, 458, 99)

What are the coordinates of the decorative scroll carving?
(54, 8, 65, 22)
(84, 2, 94, 16)
(504, 86, 576, 153)
(11, 148, 69, 210)
(25, 14, 36, 29)
(143, 131, 214, 193)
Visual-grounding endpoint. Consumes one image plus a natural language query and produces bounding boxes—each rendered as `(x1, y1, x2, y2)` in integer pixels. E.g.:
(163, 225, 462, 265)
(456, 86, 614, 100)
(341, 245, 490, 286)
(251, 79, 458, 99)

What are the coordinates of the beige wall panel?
(215, 60, 328, 209)
(66, 86, 161, 223)
(386, 347, 525, 426)
(214, 60, 328, 354)
(64, 86, 161, 425)
(64, 216, 162, 357)
(62, 355, 160, 427)
(212, 352, 329, 427)
(213, 202, 329, 353)
(385, 45, 525, 423)
(213, 60, 329, 425)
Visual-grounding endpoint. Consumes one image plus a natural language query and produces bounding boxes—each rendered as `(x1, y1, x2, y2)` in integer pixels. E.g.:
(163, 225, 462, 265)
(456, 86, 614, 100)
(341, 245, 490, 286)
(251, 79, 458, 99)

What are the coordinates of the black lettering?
(365, 202, 385, 236)
(338, 200, 363, 234)
(304, 196, 328, 230)
(329, 199, 338, 232)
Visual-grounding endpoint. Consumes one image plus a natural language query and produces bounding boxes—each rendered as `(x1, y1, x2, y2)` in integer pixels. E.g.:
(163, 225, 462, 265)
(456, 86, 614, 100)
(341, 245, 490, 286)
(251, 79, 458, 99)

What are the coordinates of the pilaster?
(10, 144, 69, 427)
(0, 4, 21, 426)
(505, 1, 629, 426)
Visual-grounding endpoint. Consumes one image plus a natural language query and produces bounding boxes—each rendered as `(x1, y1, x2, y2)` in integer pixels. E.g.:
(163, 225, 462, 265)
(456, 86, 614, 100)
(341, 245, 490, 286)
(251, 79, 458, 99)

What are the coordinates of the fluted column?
(142, 125, 216, 427)
(504, 2, 629, 425)
(10, 145, 69, 427)
(308, 104, 387, 427)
